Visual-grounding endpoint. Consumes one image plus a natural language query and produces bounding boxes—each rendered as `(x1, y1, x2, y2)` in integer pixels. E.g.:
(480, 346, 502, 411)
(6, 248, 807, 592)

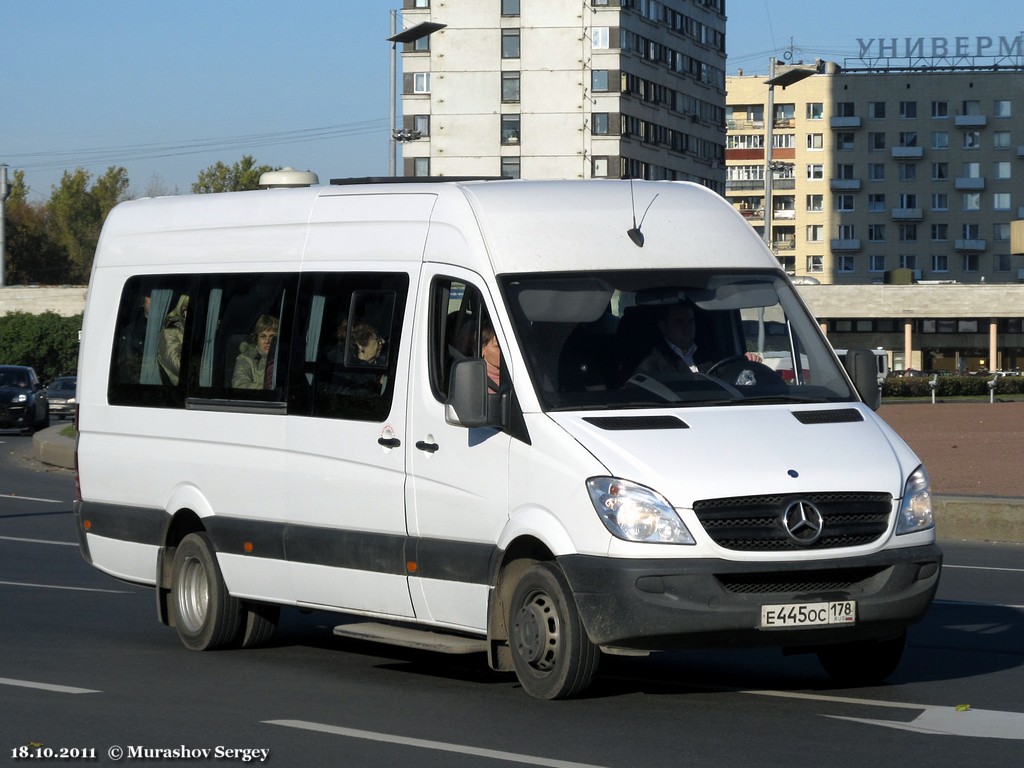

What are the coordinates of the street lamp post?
(762, 57, 820, 252)
(0, 164, 11, 288)
(387, 14, 446, 177)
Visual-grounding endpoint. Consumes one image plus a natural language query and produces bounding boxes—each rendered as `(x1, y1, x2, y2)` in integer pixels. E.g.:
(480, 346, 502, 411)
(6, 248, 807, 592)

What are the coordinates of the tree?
(192, 155, 274, 194)
(4, 170, 69, 285)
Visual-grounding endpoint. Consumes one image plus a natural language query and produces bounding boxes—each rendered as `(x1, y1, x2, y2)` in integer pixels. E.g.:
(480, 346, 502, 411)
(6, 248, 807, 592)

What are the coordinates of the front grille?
(693, 492, 892, 551)
(717, 566, 884, 595)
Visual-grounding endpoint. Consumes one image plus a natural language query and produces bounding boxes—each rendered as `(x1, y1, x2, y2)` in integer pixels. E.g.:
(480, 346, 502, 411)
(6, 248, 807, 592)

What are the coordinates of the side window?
(109, 275, 193, 408)
(189, 273, 297, 403)
(290, 272, 409, 422)
(428, 278, 497, 400)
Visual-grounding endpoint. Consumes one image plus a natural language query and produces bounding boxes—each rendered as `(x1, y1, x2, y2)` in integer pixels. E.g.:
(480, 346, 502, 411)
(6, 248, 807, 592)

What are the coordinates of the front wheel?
(817, 631, 906, 686)
(508, 562, 600, 699)
(170, 533, 242, 651)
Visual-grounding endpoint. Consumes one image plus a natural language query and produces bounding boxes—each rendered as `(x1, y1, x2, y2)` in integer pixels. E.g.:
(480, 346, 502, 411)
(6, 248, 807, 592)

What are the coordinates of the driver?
(635, 301, 761, 376)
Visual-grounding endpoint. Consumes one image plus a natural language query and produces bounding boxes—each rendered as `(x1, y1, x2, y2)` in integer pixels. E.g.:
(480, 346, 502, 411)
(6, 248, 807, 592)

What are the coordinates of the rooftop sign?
(854, 35, 1023, 68)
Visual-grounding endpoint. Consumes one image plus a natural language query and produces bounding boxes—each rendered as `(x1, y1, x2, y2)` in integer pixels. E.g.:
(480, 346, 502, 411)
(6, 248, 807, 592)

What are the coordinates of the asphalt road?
(2, 431, 1022, 767)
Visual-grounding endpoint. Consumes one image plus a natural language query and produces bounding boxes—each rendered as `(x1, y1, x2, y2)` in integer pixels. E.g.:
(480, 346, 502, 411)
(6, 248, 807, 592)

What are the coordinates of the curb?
(31, 427, 1024, 544)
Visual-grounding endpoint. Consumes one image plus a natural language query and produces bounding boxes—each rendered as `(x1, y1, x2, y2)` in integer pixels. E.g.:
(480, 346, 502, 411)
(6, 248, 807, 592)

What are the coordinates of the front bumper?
(558, 544, 941, 651)
(0, 406, 32, 428)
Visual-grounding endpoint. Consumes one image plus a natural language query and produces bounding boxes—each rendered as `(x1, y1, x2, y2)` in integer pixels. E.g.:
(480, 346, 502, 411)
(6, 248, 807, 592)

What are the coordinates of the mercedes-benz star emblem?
(782, 500, 824, 545)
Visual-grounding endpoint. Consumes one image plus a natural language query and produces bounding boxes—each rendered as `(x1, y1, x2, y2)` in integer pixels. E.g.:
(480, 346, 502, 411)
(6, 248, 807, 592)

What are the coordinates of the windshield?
(500, 269, 856, 411)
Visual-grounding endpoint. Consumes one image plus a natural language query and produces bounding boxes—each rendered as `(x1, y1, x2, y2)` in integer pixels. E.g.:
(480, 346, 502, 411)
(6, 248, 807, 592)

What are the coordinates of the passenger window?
(109, 276, 193, 408)
(291, 272, 408, 422)
(429, 278, 499, 400)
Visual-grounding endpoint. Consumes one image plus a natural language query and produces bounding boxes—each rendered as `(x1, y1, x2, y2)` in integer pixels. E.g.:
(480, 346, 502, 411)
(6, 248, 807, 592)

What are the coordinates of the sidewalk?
(33, 413, 1024, 544)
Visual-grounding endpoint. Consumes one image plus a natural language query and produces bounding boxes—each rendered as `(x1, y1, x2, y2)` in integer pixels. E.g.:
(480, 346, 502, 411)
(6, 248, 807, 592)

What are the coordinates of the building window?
(806, 102, 823, 119)
(869, 255, 886, 272)
(502, 29, 520, 58)
(898, 163, 916, 181)
(837, 255, 855, 273)
(931, 193, 948, 211)
(592, 157, 609, 177)
(806, 194, 823, 211)
(898, 193, 918, 209)
(501, 114, 521, 145)
(591, 27, 610, 49)
(962, 99, 981, 116)
(838, 224, 856, 239)
(962, 192, 981, 211)
(868, 163, 885, 181)
(591, 70, 610, 92)
(994, 161, 1012, 179)
(898, 131, 918, 147)
(899, 223, 918, 242)
(836, 132, 855, 150)
(501, 157, 521, 180)
(868, 101, 885, 119)
(899, 101, 917, 119)
(962, 253, 979, 272)
(931, 223, 948, 241)
(501, 71, 520, 102)
(931, 100, 948, 118)
(837, 163, 855, 180)
(836, 194, 855, 211)
(868, 224, 886, 241)
(501, 0, 520, 16)
(806, 164, 823, 180)
(993, 131, 1011, 149)
(413, 34, 431, 52)
(995, 254, 1011, 272)
(413, 72, 431, 94)
(993, 192, 1011, 211)
(413, 114, 430, 137)
(963, 131, 981, 149)
(592, 113, 609, 135)
(868, 193, 886, 212)
(806, 133, 823, 150)
(963, 223, 981, 240)
(931, 162, 948, 180)
(869, 132, 886, 151)
(994, 223, 1011, 242)
(931, 131, 949, 149)
(806, 224, 823, 242)
(931, 254, 948, 272)
(806, 256, 823, 273)
(413, 157, 430, 177)
(899, 254, 917, 270)
(414, 0, 430, 7)
(994, 99, 1012, 118)
(836, 101, 855, 117)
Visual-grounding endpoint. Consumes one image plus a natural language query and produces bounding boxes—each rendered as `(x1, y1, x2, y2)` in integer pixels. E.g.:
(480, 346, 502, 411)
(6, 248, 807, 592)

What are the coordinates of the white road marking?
(0, 677, 100, 694)
(265, 720, 613, 768)
(0, 535, 78, 546)
(742, 689, 1024, 741)
(0, 580, 129, 593)
(0, 493, 63, 503)
(943, 564, 1024, 574)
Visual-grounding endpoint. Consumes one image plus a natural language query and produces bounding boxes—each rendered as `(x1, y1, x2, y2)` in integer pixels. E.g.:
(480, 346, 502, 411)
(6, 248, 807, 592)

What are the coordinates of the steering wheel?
(706, 355, 788, 393)
(705, 355, 750, 378)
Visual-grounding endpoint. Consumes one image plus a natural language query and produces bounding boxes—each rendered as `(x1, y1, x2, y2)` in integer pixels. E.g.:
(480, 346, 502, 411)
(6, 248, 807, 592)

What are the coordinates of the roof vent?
(258, 167, 319, 188)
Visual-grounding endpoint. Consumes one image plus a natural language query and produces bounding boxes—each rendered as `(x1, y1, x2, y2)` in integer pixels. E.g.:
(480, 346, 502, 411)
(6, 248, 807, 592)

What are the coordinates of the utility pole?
(0, 164, 11, 288)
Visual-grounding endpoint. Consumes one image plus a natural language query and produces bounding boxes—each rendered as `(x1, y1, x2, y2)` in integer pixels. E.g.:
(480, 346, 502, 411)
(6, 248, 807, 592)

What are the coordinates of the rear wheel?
(240, 602, 280, 648)
(170, 533, 242, 650)
(508, 562, 600, 699)
(817, 631, 906, 686)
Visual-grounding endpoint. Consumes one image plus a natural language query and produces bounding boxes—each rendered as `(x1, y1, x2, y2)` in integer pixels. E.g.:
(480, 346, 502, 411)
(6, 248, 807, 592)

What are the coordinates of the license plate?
(760, 600, 856, 629)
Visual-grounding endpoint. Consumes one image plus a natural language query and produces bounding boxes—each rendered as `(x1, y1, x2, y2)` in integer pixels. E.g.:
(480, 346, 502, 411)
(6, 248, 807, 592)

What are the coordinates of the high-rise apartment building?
(726, 63, 1024, 284)
(394, 0, 727, 190)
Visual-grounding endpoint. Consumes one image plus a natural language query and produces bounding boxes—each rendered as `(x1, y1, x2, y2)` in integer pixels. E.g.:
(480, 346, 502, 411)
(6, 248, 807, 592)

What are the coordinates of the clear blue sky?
(3, 0, 1018, 201)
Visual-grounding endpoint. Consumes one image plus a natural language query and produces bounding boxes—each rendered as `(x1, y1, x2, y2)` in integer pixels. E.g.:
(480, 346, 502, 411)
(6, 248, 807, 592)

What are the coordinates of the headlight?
(15, 393, 28, 403)
(896, 465, 934, 535)
(587, 477, 695, 544)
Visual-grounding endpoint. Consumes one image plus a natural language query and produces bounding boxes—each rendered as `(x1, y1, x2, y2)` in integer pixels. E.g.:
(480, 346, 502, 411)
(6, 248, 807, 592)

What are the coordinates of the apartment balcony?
(726, 179, 765, 192)
(772, 208, 797, 220)
(955, 239, 987, 252)
(892, 146, 924, 159)
(954, 177, 986, 191)
(891, 208, 923, 221)
(830, 238, 862, 251)
(738, 207, 764, 221)
(772, 178, 796, 190)
(829, 116, 862, 129)
(955, 114, 987, 127)
(830, 178, 861, 191)
(1017, 145, 1024, 158)
(772, 236, 796, 251)
(1018, 206, 1024, 219)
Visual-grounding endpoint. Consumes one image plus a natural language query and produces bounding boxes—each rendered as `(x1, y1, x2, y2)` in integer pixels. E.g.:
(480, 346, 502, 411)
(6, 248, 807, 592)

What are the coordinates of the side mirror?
(445, 358, 500, 428)
(843, 348, 881, 411)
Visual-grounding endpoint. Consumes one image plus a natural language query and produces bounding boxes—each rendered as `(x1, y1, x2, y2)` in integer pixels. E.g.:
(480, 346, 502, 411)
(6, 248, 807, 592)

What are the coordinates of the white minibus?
(75, 178, 940, 699)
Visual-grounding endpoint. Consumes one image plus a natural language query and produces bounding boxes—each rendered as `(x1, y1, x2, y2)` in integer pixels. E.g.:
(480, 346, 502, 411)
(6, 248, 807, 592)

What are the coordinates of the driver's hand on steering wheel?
(744, 352, 763, 363)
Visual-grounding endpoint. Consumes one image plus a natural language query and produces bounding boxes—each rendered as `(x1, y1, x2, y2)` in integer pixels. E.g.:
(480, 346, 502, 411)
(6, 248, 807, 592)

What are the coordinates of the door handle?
(415, 440, 439, 453)
(378, 437, 401, 448)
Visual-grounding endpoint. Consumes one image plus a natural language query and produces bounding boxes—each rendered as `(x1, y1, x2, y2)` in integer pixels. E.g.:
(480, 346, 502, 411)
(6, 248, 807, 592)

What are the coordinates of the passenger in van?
(635, 301, 760, 376)
(157, 295, 189, 386)
(326, 321, 388, 396)
(481, 321, 502, 390)
(232, 315, 279, 389)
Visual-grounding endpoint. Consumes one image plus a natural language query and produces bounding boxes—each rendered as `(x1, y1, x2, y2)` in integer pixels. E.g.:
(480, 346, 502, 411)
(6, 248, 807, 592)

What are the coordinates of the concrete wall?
(0, 287, 87, 317)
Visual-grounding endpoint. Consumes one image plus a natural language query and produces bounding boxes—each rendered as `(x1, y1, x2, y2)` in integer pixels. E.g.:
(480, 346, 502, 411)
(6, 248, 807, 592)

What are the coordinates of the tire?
(240, 602, 280, 648)
(170, 533, 243, 651)
(508, 562, 600, 699)
(817, 631, 906, 686)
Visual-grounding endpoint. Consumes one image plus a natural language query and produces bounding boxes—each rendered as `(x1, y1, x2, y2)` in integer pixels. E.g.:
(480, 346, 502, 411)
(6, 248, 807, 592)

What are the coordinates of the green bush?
(883, 374, 1024, 398)
(0, 311, 82, 382)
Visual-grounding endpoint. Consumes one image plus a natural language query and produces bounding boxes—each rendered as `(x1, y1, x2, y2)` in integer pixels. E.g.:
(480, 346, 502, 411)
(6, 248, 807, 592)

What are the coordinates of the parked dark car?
(0, 365, 50, 434)
(45, 375, 78, 420)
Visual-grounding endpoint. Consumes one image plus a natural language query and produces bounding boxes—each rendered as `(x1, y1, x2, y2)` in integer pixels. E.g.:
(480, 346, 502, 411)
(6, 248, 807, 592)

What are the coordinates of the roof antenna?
(627, 179, 658, 248)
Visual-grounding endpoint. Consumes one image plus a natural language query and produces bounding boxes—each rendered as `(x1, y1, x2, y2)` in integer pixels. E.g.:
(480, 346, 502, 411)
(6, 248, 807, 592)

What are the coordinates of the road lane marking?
(741, 689, 1024, 740)
(0, 535, 78, 546)
(944, 564, 1024, 574)
(935, 598, 1024, 610)
(0, 580, 129, 594)
(0, 677, 101, 694)
(0, 493, 63, 503)
(265, 720, 613, 768)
